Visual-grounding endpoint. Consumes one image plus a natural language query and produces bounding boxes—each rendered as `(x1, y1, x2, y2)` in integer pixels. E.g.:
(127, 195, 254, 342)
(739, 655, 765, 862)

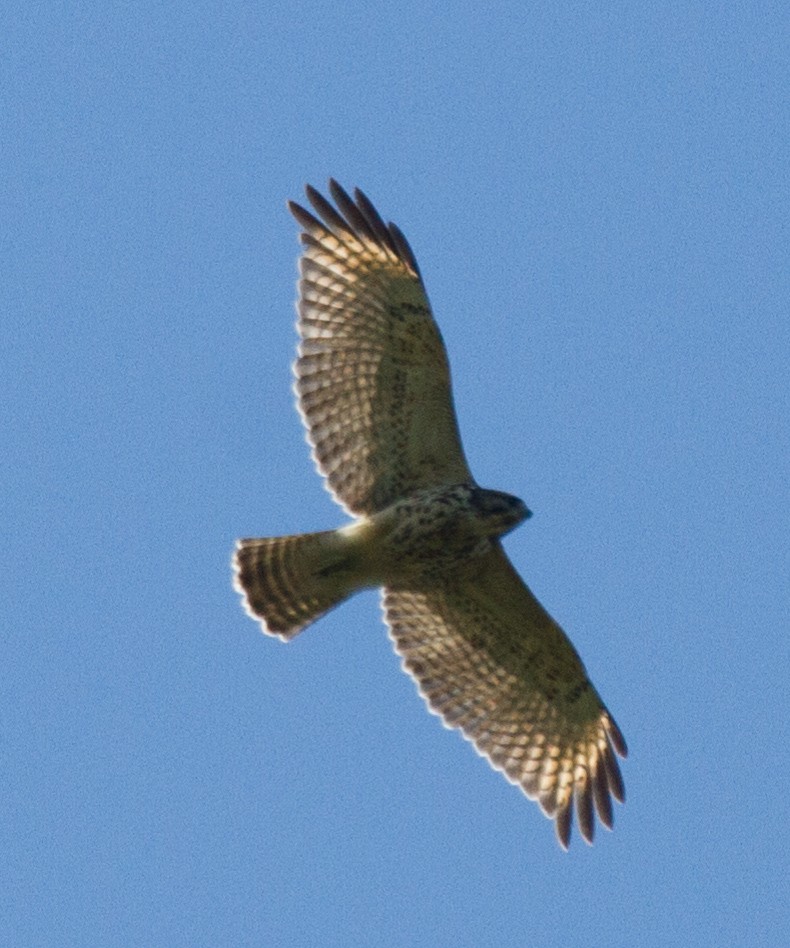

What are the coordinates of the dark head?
(469, 488, 532, 537)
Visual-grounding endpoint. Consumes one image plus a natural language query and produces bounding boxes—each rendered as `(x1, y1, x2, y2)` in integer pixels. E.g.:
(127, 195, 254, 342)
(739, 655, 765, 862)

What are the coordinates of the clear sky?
(4, 2, 788, 946)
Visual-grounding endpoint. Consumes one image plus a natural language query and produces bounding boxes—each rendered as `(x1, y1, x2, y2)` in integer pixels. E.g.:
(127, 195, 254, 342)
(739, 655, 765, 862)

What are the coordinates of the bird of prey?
(233, 180, 627, 848)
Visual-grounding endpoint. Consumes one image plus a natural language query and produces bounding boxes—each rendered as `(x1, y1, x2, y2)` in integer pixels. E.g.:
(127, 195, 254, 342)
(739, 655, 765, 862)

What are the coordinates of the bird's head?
(469, 488, 532, 537)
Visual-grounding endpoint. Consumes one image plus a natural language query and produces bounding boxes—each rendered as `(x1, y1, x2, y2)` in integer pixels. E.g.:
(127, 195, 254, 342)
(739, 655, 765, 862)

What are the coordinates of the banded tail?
(233, 529, 364, 639)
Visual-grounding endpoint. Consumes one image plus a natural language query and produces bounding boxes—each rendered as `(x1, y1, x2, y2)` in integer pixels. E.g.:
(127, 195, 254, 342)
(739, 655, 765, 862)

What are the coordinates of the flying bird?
(233, 181, 627, 848)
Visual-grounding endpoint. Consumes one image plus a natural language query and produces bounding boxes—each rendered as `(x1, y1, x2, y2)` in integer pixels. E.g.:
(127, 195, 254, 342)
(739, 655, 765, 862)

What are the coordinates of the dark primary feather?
(327, 179, 380, 244)
(387, 221, 422, 278)
(303, 184, 353, 236)
(352, 187, 401, 257)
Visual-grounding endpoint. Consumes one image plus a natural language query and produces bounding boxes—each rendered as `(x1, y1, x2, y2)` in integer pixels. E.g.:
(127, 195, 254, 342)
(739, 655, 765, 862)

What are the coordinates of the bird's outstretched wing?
(289, 180, 472, 516)
(383, 544, 627, 848)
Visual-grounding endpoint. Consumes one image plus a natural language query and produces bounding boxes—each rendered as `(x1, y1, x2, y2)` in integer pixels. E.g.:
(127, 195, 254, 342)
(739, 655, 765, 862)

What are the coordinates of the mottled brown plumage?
(233, 181, 627, 848)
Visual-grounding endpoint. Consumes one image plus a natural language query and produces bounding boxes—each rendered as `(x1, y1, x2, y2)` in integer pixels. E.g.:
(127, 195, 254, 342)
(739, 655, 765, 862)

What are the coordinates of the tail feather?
(233, 529, 362, 639)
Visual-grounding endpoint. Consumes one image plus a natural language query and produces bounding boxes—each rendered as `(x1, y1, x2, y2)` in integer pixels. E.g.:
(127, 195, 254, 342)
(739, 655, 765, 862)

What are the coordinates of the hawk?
(233, 181, 627, 848)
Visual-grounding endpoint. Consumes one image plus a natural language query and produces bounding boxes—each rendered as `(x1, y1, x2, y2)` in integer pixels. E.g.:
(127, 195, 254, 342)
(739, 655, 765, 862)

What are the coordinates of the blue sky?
(4, 2, 788, 945)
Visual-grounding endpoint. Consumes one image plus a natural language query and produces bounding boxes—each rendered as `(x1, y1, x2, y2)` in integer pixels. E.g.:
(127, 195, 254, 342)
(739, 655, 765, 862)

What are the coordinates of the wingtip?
(327, 177, 348, 202)
(607, 716, 628, 758)
(555, 804, 572, 850)
(602, 742, 626, 804)
(592, 756, 614, 829)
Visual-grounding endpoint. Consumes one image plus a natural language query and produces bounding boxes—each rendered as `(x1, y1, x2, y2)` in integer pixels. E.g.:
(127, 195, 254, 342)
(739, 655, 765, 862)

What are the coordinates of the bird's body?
(358, 484, 531, 585)
(234, 181, 627, 848)
(237, 484, 528, 636)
